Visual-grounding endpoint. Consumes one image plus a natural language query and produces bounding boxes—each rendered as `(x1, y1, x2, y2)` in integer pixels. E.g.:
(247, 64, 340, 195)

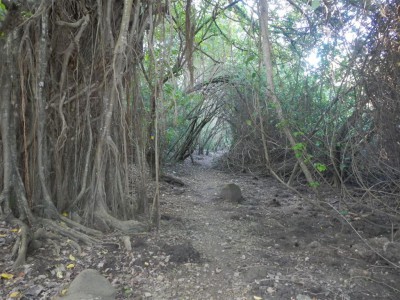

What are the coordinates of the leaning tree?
(0, 0, 167, 268)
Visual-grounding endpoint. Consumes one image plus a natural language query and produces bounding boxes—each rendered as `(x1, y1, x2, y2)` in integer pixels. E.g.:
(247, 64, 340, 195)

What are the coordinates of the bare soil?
(1, 154, 399, 300)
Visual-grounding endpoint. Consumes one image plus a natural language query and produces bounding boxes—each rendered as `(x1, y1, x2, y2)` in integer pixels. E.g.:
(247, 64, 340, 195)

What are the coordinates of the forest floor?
(1, 153, 400, 300)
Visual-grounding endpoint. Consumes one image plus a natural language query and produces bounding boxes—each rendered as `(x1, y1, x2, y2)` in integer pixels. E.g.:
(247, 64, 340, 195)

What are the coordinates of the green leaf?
(314, 162, 327, 172)
(245, 54, 255, 65)
(308, 181, 320, 188)
(292, 142, 305, 151)
(245, 119, 252, 126)
(311, 0, 321, 10)
(293, 131, 304, 137)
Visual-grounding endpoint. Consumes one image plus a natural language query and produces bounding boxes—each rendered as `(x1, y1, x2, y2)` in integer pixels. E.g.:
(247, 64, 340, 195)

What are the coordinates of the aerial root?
(94, 208, 147, 234)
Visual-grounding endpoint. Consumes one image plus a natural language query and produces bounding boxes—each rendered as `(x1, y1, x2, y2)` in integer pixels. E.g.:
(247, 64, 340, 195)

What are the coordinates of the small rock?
(144, 292, 152, 298)
(25, 285, 44, 297)
(56, 269, 116, 300)
(383, 241, 400, 262)
(244, 266, 269, 282)
(220, 183, 244, 203)
(308, 241, 321, 249)
(122, 236, 132, 251)
(267, 287, 275, 294)
(348, 268, 371, 278)
(296, 294, 312, 300)
(369, 237, 389, 248)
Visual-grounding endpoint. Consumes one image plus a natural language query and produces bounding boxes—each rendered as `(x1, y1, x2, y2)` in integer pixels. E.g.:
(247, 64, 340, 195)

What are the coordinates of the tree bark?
(259, 0, 316, 187)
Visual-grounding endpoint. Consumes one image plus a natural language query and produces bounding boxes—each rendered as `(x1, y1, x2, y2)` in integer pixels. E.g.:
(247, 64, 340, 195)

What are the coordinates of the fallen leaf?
(1, 273, 14, 280)
(253, 296, 262, 300)
(66, 264, 75, 269)
(0, 234, 7, 237)
(61, 289, 68, 296)
(62, 212, 69, 217)
(69, 254, 76, 261)
(9, 291, 21, 298)
(10, 228, 19, 232)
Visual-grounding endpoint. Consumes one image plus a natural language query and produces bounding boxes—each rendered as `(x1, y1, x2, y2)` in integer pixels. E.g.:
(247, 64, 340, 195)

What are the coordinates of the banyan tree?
(0, 0, 164, 268)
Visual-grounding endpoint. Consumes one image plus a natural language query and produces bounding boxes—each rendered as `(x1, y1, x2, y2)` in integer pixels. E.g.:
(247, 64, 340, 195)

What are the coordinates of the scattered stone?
(25, 285, 45, 297)
(122, 236, 132, 251)
(348, 268, 371, 278)
(369, 237, 390, 248)
(308, 241, 321, 249)
(296, 294, 312, 300)
(383, 241, 400, 262)
(163, 241, 201, 263)
(220, 183, 243, 203)
(351, 237, 397, 263)
(244, 266, 269, 282)
(269, 198, 281, 207)
(56, 269, 116, 300)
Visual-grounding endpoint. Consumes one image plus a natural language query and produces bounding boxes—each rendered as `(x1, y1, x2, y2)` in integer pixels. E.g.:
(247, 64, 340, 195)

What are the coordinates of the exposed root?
(8, 215, 104, 269)
(67, 239, 82, 254)
(94, 208, 147, 234)
(40, 218, 100, 245)
(10, 219, 32, 269)
(161, 173, 185, 186)
(60, 216, 103, 238)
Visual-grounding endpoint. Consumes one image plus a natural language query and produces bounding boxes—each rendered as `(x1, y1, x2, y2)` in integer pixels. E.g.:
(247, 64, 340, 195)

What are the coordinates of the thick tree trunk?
(0, 0, 159, 268)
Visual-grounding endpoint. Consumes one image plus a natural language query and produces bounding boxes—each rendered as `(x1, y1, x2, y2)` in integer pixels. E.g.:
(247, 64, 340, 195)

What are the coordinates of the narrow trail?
(142, 154, 400, 300)
(160, 161, 256, 298)
(154, 156, 266, 299)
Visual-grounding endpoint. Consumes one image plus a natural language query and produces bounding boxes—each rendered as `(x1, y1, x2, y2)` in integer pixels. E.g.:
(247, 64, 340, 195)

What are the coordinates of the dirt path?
(1, 154, 399, 300)
(140, 154, 400, 300)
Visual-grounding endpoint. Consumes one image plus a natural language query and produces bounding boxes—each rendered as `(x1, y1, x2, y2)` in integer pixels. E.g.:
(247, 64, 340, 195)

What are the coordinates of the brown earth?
(1, 153, 399, 299)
